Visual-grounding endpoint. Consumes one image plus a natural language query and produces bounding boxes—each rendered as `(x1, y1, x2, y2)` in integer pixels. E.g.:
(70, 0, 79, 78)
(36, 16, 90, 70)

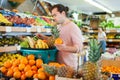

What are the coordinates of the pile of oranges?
(102, 66, 120, 74)
(0, 54, 56, 80)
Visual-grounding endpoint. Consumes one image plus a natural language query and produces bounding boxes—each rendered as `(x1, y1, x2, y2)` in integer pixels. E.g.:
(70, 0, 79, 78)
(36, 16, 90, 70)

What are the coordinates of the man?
(51, 4, 83, 70)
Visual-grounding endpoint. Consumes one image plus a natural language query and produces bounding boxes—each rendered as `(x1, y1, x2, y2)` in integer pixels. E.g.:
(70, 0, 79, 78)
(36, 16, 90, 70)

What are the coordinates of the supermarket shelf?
(89, 30, 98, 33)
(89, 29, 120, 33)
(107, 39, 120, 42)
(0, 46, 18, 52)
(0, 26, 50, 33)
(84, 39, 120, 42)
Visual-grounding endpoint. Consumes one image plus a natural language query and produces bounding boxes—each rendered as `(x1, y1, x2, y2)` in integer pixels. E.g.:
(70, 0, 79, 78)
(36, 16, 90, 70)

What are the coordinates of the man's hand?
(55, 44, 66, 51)
(35, 33, 48, 40)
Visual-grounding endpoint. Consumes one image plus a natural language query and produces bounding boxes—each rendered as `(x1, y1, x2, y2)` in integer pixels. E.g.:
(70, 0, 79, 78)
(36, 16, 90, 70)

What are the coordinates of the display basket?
(20, 48, 58, 63)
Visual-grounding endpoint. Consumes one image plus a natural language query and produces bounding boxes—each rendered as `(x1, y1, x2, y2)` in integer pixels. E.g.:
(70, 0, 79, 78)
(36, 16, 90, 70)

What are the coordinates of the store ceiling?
(43, 0, 120, 14)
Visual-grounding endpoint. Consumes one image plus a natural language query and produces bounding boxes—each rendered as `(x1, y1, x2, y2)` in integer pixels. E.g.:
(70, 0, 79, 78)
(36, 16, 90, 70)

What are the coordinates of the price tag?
(26, 28, 31, 32)
(90, 30, 93, 33)
(37, 27, 42, 32)
(46, 28, 51, 33)
(106, 30, 110, 33)
(16, 46, 21, 50)
(108, 39, 113, 42)
(6, 27, 12, 32)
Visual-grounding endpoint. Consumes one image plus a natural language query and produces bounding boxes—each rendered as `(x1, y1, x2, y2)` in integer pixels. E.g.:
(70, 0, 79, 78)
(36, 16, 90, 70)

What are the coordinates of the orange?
(31, 65, 37, 71)
(43, 40, 47, 43)
(21, 74, 26, 80)
(49, 62, 61, 68)
(60, 64, 66, 67)
(4, 61, 12, 68)
(27, 54, 35, 60)
(29, 59, 35, 66)
(36, 59, 43, 68)
(13, 71, 21, 78)
(49, 76, 55, 80)
(18, 63, 25, 71)
(13, 59, 20, 66)
(32, 70, 37, 74)
(33, 74, 38, 78)
(6, 69, 13, 77)
(24, 65, 31, 72)
(11, 65, 17, 70)
(0, 67, 7, 73)
(13, 67, 19, 72)
(25, 70, 33, 78)
(38, 67, 44, 73)
(55, 38, 63, 44)
(38, 71, 46, 80)
(20, 58, 28, 65)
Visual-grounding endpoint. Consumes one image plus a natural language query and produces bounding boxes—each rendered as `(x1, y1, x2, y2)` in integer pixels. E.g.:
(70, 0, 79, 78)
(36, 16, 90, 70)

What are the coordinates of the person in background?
(98, 27, 107, 53)
(51, 4, 83, 70)
(37, 4, 84, 70)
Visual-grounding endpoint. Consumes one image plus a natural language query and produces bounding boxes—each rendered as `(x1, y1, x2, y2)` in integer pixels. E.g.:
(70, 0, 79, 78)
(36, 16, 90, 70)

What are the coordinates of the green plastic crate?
(20, 48, 58, 63)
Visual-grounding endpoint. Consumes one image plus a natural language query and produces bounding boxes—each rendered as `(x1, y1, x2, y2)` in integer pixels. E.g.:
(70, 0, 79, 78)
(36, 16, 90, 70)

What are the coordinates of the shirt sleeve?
(70, 24, 83, 52)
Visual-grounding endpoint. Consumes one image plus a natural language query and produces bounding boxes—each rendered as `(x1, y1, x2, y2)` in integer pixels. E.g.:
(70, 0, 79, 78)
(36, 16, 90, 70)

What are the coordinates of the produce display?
(20, 25, 63, 49)
(20, 36, 49, 49)
(0, 36, 20, 46)
(1, 3, 120, 80)
(0, 9, 53, 27)
(99, 20, 114, 28)
(102, 66, 120, 74)
(0, 54, 66, 80)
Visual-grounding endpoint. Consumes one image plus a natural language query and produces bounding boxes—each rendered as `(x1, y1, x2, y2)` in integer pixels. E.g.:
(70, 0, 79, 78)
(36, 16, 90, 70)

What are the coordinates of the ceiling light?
(84, 0, 112, 13)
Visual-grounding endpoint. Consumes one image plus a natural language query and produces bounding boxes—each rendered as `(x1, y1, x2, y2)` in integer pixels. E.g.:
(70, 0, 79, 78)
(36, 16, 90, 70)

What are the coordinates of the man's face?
(98, 28, 102, 32)
(51, 8, 65, 24)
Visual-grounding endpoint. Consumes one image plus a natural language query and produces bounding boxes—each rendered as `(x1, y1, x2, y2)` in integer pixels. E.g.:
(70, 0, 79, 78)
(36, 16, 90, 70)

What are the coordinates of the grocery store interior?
(0, 0, 120, 80)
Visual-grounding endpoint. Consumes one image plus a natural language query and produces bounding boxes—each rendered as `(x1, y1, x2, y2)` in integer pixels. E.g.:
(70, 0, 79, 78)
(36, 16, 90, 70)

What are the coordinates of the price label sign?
(106, 30, 110, 33)
(108, 39, 113, 42)
(6, 27, 12, 32)
(26, 28, 31, 32)
(90, 30, 93, 33)
(16, 46, 21, 50)
(46, 28, 51, 33)
(37, 27, 42, 32)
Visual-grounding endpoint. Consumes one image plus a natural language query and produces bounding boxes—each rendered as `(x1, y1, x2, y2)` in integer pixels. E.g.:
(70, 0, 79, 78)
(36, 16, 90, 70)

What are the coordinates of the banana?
(37, 39, 43, 48)
(44, 42, 49, 49)
(27, 36, 35, 48)
(41, 41, 46, 49)
(37, 39, 49, 49)
(35, 44, 39, 48)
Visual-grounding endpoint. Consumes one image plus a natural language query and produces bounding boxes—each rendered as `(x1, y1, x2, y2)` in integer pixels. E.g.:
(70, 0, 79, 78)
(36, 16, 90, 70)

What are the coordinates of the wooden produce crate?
(55, 75, 83, 80)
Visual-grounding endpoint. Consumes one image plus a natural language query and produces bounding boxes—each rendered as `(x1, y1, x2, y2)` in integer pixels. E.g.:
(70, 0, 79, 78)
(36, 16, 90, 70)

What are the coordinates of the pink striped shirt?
(57, 21, 83, 70)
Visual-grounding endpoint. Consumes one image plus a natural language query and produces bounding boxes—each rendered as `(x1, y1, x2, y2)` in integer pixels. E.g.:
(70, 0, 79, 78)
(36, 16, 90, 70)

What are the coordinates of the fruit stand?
(1, 0, 120, 80)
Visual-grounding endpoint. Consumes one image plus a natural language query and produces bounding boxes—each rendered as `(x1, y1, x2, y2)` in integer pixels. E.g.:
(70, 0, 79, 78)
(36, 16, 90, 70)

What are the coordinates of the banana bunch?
(0, 14, 12, 25)
(35, 39, 49, 49)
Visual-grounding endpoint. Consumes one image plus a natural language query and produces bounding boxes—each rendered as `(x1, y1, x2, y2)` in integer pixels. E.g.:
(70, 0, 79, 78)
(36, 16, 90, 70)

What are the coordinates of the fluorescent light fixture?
(84, 0, 112, 13)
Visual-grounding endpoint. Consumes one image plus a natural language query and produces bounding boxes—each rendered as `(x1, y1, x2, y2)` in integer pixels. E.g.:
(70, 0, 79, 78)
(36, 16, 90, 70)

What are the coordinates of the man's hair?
(51, 4, 69, 15)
